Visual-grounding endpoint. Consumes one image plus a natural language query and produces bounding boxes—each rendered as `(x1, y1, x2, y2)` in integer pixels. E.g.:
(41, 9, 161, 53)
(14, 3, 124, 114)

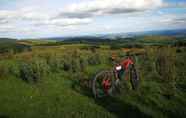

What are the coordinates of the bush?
(0, 62, 9, 79)
(7, 61, 20, 77)
(63, 60, 71, 71)
(71, 58, 81, 73)
(61, 55, 72, 72)
(88, 52, 101, 65)
(31, 58, 50, 80)
(0, 61, 20, 78)
(19, 62, 34, 82)
(71, 72, 91, 92)
(19, 58, 50, 83)
(49, 57, 64, 72)
(155, 47, 176, 81)
(79, 57, 88, 72)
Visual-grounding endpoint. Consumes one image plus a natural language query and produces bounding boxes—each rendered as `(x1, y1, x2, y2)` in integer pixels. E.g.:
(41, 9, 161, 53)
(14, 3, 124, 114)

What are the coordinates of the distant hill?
(0, 38, 31, 54)
(39, 28, 186, 41)
(138, 29, 186, 37)
(0, 38, 17, 44)
(1, 28, 186, 42)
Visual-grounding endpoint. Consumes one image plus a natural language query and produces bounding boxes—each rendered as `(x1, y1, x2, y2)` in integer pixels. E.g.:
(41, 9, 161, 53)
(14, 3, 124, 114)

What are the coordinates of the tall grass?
(0, 45, 186, 118)
(0, 48, 111, 83)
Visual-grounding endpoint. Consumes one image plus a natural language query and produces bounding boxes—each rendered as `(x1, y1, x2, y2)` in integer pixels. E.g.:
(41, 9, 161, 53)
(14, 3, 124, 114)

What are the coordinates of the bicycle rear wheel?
(129, 64, 140, 90)
(92, 70, 115, 98)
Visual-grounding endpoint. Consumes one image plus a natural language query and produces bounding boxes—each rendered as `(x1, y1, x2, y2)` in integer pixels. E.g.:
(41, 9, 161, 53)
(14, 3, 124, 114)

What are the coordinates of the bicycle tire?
(92, 70, 115, 98)
(129, 64, 140, 90)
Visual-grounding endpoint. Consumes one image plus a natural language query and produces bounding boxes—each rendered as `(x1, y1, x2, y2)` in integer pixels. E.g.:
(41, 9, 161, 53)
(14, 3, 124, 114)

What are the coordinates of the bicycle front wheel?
(92, 70, 115, 98)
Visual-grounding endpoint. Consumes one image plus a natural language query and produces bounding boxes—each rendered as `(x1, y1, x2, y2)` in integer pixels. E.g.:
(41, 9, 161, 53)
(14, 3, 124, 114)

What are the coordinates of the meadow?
(0, 36, 186, 118)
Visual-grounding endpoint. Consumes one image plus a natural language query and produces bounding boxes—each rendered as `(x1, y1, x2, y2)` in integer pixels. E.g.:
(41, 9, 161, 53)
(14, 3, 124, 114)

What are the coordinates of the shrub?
(88, 52, 101, 65)
(0, 62, 9, 79)
(19, 58, 50, 83)
(0, 60, 20, 78)
(71, 58, 81, 73)
(31, 58, 50, 81)
(71, 72, 91, 92)
(7, 61, 20, 77)
(44, 53, 65, 72)
(176, 48, 182, 53)
(63, 56, 72, 72)
(79, 57, 88, 72)
(19, 62, 34, 82)
(155, 47, 176, 81)
(63, 61, 71, 71)
(49, 57, 64, 72)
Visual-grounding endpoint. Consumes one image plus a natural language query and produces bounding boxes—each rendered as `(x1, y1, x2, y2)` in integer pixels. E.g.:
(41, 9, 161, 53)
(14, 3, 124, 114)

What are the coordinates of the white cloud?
(148, 14, 186, 30)
(163, 18, 186, 25)
(34, 18, 92, 27)
(0, 6, 92, 29)
(0, 23, 37, 35)
(0, 0, 185, 38)
(0, 24, 16, 33)
(0, 8, 50, 21)
(0, 0, 172, 28)
(58, 0, 163, 18)
(0, 10, 17, 20)
(0, 18, 8, 24)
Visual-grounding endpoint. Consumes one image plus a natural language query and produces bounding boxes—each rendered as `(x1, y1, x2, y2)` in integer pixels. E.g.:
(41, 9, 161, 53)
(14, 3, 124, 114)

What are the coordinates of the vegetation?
(0, 36, 186, 118)
(0, 38, 31, 54)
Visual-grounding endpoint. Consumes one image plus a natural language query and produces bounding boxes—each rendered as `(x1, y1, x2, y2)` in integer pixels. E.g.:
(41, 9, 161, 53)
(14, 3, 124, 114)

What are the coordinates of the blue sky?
(0, 0, 186, 39)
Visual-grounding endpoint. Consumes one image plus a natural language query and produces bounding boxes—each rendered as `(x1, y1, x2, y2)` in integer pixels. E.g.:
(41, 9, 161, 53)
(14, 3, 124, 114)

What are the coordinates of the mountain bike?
(92, 56, 139, 98)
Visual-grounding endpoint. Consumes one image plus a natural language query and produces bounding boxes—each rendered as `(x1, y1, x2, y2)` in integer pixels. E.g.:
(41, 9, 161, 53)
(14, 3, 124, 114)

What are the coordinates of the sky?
(0, 0, 186, 39)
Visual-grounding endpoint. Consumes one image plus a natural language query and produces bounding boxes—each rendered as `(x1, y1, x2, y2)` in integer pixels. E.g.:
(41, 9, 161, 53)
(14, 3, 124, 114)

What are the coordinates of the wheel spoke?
(92, 70, 114, 98)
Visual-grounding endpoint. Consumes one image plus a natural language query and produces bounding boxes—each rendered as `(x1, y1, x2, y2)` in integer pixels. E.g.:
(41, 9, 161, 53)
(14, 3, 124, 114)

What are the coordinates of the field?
(0, 36, 186, 118)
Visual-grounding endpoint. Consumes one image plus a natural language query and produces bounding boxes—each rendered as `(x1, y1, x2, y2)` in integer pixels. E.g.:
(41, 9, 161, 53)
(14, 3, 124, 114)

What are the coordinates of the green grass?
(0, 43, 186, 118)
(1, 67, 186, 118)
(0, 74, 116, 118)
